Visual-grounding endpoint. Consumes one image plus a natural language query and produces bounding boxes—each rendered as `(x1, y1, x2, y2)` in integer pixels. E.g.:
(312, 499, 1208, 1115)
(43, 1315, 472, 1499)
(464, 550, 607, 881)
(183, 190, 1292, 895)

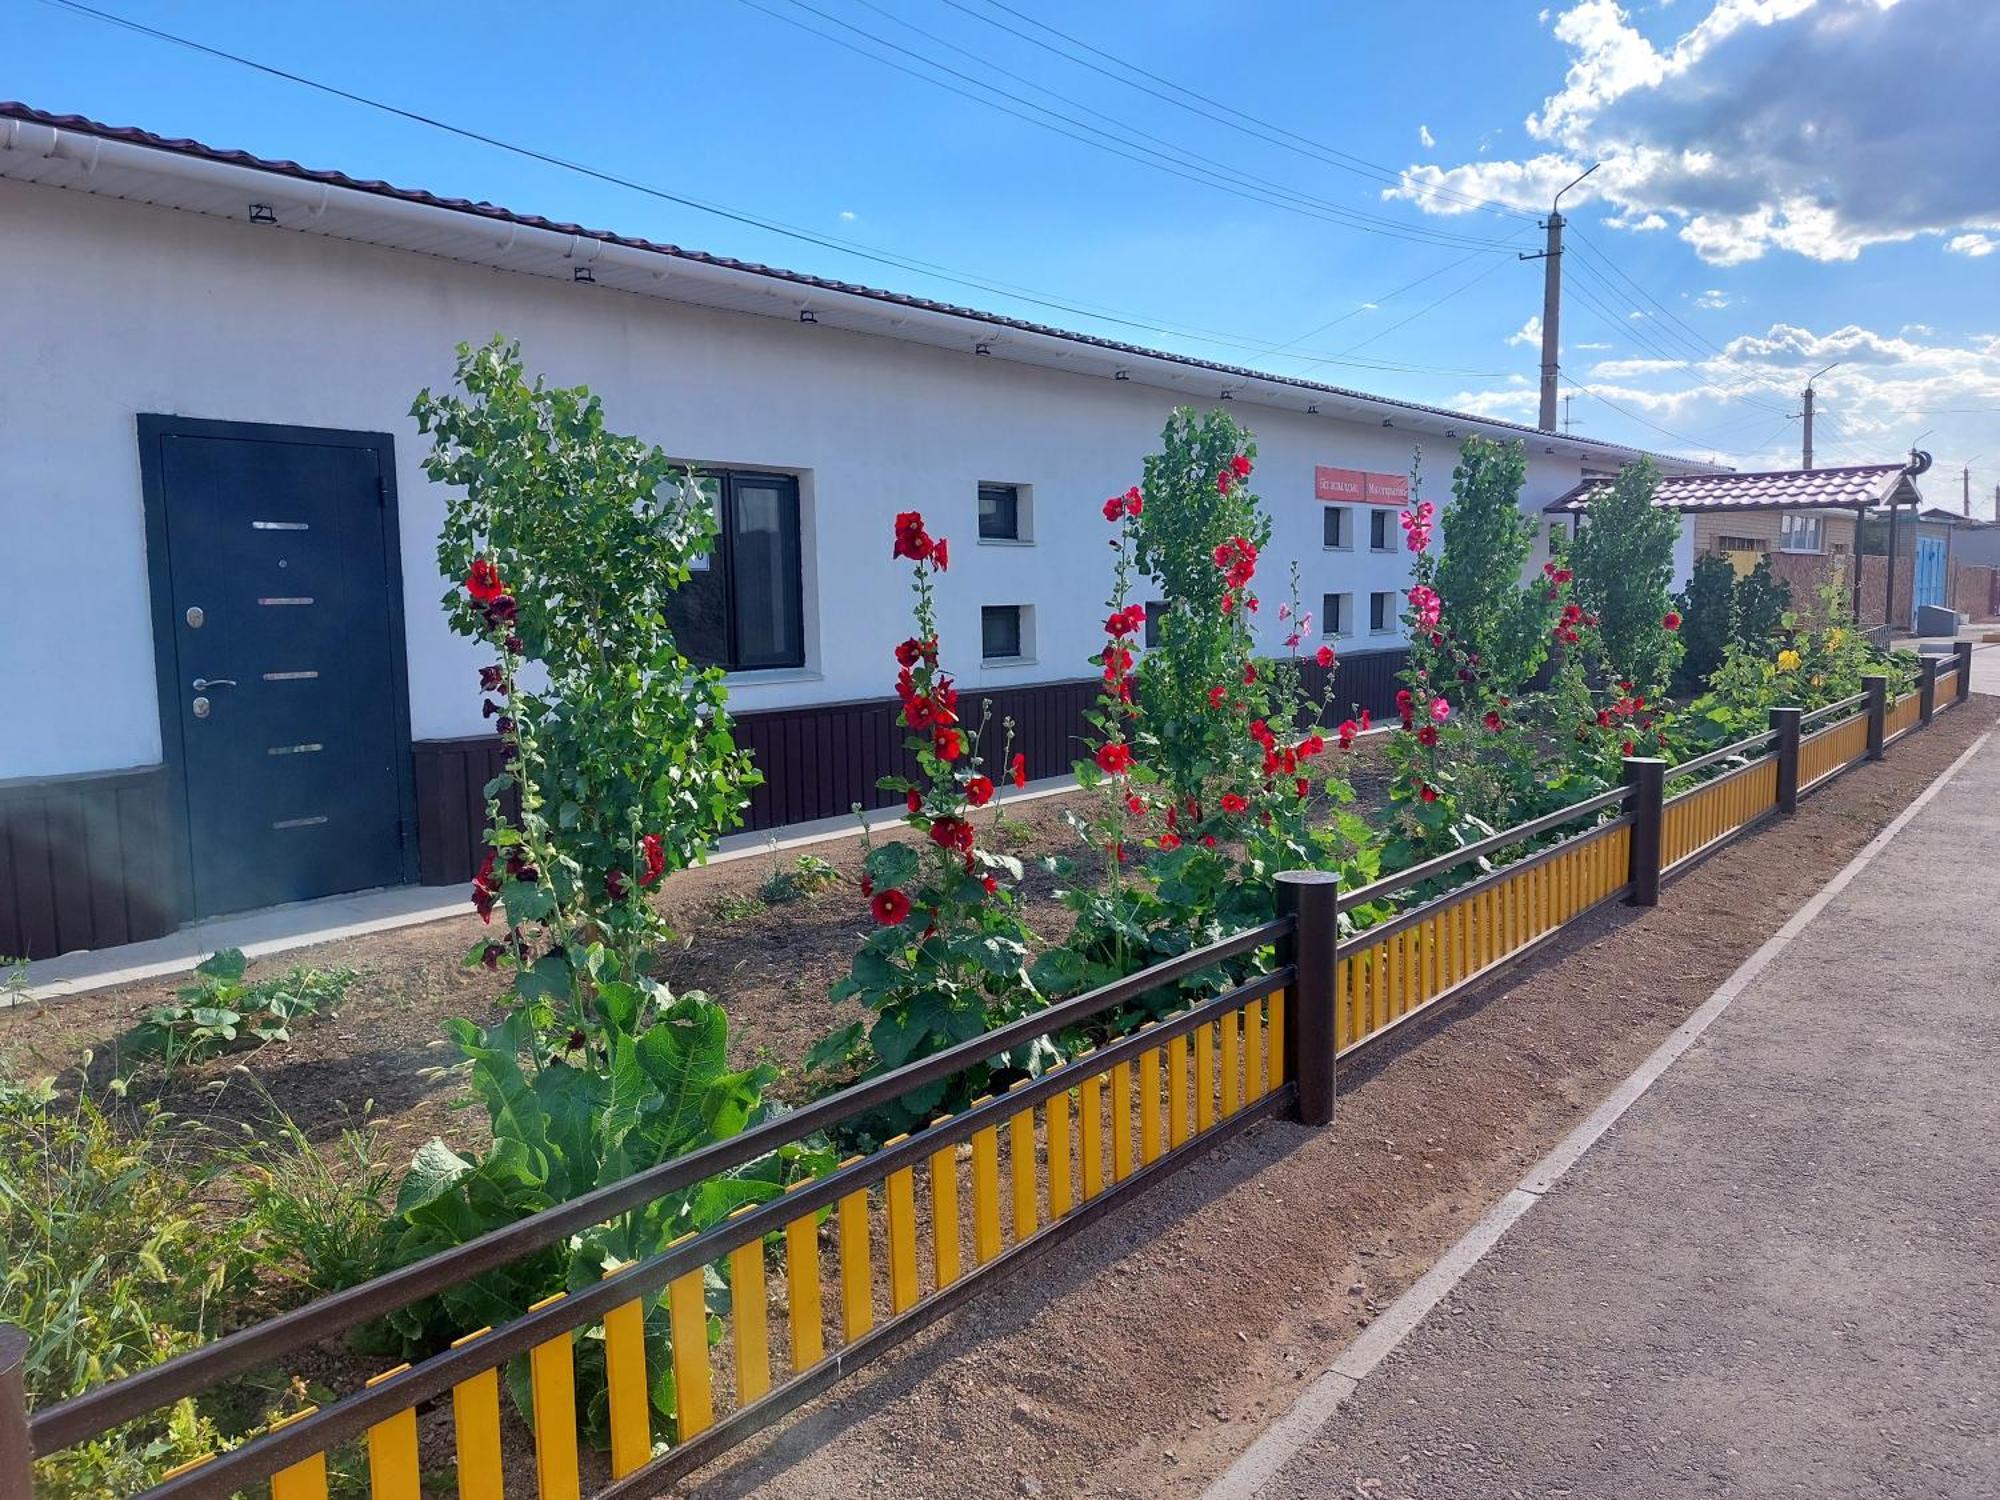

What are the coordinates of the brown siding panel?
(412, 651, 1410, 888)
(0, 767, 175, 961)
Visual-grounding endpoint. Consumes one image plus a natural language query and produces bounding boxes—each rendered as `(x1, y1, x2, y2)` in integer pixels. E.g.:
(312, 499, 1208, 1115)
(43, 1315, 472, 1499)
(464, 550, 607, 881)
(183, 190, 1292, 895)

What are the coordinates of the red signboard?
(1315, 465, 1409, 506)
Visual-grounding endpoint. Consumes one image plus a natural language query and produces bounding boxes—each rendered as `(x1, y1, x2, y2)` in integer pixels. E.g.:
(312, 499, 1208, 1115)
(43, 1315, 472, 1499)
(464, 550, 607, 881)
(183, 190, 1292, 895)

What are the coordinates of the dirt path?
(677, 702, 1997, 1500)
(1244, 719, 2000, 1500)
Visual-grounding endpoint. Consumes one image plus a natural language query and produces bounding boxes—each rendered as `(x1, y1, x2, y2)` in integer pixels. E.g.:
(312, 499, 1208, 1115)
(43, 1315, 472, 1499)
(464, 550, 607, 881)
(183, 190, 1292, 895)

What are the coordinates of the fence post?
(0, 1324, 31, 1500)
(1770, 706, 1802, 814)
(1955, 641, 1974, 703)
(1918, 658, 1938, 726)
(1274, 870, 1339, 1127)
(1622, 757, 1665, 907)
(1864, 673, 1888, 761)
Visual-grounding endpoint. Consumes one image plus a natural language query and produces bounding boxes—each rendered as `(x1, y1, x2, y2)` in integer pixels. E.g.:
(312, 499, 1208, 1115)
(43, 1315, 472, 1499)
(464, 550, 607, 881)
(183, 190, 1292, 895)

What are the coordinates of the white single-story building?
(0, 101, 1717, 959)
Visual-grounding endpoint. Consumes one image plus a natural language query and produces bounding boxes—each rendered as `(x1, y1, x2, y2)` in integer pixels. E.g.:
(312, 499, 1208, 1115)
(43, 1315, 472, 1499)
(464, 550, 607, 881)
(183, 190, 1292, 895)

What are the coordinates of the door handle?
(192, 678, 238, 691)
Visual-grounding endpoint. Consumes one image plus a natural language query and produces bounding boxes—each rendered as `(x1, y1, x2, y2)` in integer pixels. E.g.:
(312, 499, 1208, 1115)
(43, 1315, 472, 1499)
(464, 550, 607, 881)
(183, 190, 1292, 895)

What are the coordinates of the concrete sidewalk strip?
(1209, 725, 1999, 1500)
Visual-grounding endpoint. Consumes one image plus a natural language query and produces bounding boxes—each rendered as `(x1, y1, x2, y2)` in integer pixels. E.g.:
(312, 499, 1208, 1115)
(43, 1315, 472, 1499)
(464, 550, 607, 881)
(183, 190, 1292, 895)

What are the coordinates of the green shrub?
(126, 950, 355, 1066)
(1673, 553, 1739, 695)
(1733, 556, 1791, 647)
(1568, 458, 1684, 697)
(229, 1107, 393, 1297)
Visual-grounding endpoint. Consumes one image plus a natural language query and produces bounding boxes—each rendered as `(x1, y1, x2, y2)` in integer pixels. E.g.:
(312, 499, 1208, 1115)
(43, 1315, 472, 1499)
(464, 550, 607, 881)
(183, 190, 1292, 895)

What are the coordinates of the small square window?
(1369, 509, 1393, 551)
(1144, 599, 1165, 649)
(1323, 507, 1352, 549)
(978, 483, 1022, 541)
(1370, 591, 1395, 633)
(982, 604, 1025, 661)
(1321, 592, 1351, 637)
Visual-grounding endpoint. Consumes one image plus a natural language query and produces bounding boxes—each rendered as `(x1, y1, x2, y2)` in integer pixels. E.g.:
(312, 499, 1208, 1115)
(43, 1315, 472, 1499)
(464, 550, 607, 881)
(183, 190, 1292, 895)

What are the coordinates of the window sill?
(1323, 544, 1354, 553)
(1369, 628, 1397, 637)
(722, 667, 823, 687)
(979, 656, 1039, 670)
(976, 537, 1036, 548)
(1777, 548, 1824, 555)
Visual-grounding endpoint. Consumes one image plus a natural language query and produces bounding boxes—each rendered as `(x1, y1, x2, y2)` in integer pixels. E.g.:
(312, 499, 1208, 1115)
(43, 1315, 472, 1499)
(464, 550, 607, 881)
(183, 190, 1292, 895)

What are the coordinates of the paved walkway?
(1236, 725, 2000, 1499)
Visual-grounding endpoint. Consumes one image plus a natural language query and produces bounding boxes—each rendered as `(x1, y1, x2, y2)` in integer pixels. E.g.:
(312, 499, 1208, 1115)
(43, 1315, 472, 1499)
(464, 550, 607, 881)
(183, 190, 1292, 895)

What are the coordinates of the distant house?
(1544, 463, 1927, 614)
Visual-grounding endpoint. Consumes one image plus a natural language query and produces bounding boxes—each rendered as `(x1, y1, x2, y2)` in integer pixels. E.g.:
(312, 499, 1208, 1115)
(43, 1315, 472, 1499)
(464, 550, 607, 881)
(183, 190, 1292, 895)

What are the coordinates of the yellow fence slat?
(783, 1184, 825, 1373)
(1167, 1032, 1190, 1148)
(1078, 1071, 1104, 1198)
(929, 1126, 963, 1287)
(837, 1161, 874, 1339)
(665, 1261, 713, 1442)
(448, 1330, 505, 1500)
(1219, 1008, 1241, 1118)
(1110, 1061, 1134, 1182)
(362, 1368, 421, 1500)
(1245, 1001, 1267, 1104)
(1266, 988, 1285, 1091)
(601, 1267, 652, 1479)
(1008, 1098, 1039, 1239)
(267, 1407, 328, 1500)
(971, 1113, 1004, 1262)
(883, 1146, 921, 1316)
(526, 1292, 582, 1500)
(1139, 1043, 1164, 1162)
(1194, 1023, 1215, 1133)
(727, 1216, 773, 1405)
(1044, 1093, 1072, 1220)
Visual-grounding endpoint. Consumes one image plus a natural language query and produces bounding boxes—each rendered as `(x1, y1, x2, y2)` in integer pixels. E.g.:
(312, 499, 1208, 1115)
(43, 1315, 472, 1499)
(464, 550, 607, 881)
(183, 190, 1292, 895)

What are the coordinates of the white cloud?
(1575, 340, 1614, 349)
(1418, 124, 1436, 149)
(1507, 314, 1545, 348)
(839, 209, 858, 222)
(1384, 0, 2000, 264)
(1946, 232, 1995, 258)
(1693, 288, 1731, 309)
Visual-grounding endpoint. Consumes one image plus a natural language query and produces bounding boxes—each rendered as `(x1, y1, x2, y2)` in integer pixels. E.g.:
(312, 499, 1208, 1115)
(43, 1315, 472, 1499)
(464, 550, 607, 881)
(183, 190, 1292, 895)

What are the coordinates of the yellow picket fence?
(1799, 707, 1870, 788)
(1662, 755, 1779, 871)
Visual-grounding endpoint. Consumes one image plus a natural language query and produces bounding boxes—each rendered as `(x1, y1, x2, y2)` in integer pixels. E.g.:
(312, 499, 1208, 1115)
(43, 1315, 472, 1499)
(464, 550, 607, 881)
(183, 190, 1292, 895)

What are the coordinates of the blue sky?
(9, 0, 1998, 509)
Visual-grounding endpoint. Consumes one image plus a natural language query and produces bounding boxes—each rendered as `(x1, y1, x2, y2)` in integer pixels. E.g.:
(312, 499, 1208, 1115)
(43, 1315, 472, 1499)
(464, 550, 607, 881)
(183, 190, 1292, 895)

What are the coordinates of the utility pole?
(1522, 163, 1599, 433)
(1963, 456, 1982, 516)
(1563, 393, 1574, 434)
(1799, 360, 1839, 470)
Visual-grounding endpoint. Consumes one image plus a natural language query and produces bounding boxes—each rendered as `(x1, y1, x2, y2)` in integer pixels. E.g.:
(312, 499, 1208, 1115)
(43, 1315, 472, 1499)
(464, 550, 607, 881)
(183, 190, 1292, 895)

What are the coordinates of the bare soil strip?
(678, 701, 1996, 1500)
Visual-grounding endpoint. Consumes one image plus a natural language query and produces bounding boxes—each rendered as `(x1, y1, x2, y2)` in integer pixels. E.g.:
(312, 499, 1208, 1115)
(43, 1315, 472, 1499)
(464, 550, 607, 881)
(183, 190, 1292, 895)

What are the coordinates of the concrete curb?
(1204, 724, 1995, 1500)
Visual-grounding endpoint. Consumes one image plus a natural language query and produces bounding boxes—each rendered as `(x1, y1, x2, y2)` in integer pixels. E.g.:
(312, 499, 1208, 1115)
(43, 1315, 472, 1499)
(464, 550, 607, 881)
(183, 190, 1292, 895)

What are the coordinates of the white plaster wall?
(0, 179, 1588, 779)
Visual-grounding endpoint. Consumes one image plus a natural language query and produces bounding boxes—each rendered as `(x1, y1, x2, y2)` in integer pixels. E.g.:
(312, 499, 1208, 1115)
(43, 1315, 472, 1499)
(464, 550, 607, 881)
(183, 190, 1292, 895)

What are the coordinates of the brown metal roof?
(0, 99, 1715, 470)
(1545, 463, 1922, 515)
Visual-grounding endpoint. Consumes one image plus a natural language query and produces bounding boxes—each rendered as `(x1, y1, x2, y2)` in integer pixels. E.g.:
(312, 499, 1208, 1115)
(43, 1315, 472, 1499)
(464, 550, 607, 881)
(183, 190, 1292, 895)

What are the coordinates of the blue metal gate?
(1913, 535, 1947, 627)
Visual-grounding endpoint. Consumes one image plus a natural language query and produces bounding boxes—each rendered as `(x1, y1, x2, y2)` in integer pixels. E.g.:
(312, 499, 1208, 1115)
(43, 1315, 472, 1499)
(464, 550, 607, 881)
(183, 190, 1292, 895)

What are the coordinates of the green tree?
(1431, 437, 1553, 691)
(1568, 458, 1684, 695)
(1130, 407, 1272, 811)
(1732, 556, 1791, 647)
(1673, 552, 1738, 695)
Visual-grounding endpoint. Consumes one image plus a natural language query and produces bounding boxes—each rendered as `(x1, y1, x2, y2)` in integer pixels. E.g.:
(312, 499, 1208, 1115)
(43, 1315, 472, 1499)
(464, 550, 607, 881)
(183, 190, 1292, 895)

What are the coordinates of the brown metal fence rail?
(1, 652, 1972, 1500)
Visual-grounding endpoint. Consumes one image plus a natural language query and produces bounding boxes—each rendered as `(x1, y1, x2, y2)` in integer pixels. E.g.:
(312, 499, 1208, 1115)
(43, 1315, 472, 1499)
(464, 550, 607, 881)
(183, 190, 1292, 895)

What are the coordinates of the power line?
(937, 0, 1538, 222)
(734, 0, 1518, 254)
(1564, 258, 1792, 414)
(34, 0, 1517, 378)
(1291, 249, 1525, 376)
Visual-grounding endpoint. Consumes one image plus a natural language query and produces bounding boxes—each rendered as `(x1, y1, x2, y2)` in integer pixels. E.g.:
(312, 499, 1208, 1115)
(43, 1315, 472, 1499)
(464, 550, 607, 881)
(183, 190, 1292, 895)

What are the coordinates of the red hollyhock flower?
(1295, 777, 1310, 799)
(966, 774, 995, 807)
(892, 511, 933, 561)
(1220, 792, 1249, 815)
(467, 558, 505, 602)
(871, 888, 912, 925)
(933, 727, 962, 761)
(1158, 832, 1182, 850)
(1483, 710, 1503, 731)
(1208, 684, 1228, 709)
(483, 594, 518, 625)
(471, 851, 498, 923)
(1360, 709, 1372, 731)
(980, 874, 999, 895)
(859, 874, 874, 897)
(1125, 793, 1146, 815)
(932, 538, 950, 572)
(1010, 753, 1027, 788)
(1417, 724, 1439, 747)
(1103, 494, 1126, 522)
(479, 942, 506, 971)
(928, 817, 975, 853)
(1419, 784, 1438, 803)
(479, 665, 506, 693)
(1623, 739, 1636, 755)
(1337, 718, 1358, 750)
(1094, 742, 1134, 775)
(1216, 471, 1233, 496)
(605, 868, 628, 902)
(1316, 645, 1335, 668)
(638, 833, 666, 888)
(1124, 487, 1144, 517)
(1662, 610, 1682, 631)
(1230, 453, 1252, 479)
(906, 788, 923, 814)
(1242, 663, 1257, 685)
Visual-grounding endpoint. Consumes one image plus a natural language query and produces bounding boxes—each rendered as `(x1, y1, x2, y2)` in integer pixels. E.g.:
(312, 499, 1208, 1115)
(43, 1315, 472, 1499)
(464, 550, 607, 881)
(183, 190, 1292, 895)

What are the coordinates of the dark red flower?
(479, 942, 505, 970)
(928, 816, 975, 853)
(484, 594, 518, 625)
(966, 774, 995, 807)
(1419, 784, 1438, 804)
(859, 874, 874, 897)
(605, 868, 629, 901)
(1483, 710, 1503, 732)
(907, 788, 923, 814)
(504, 633, 525, 655)
(467, 558, 505, 602)
(638, 833, 666, 888)
(871, 888, 912, 925)
(471, 850, 498, 924)
(1663, 610, 1682, 631)
(1417, 724, 1439, 747)
(479, 665, 506, 694)
(1242, 663, 1257, 685)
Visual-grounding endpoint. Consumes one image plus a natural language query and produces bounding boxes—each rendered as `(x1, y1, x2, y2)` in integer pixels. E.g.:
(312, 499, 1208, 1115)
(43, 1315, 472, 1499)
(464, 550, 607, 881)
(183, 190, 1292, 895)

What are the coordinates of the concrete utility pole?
(1963, 456, 1982, 516)
(1800, 360, 1839, 470)
(1523, 163, 1599, 433)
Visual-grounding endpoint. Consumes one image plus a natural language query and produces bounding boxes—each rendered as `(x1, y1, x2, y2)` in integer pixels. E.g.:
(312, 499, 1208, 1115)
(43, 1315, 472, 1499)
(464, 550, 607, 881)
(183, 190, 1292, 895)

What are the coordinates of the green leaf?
(396, 1138, 476, 1215)
(195, 948, 247, 983)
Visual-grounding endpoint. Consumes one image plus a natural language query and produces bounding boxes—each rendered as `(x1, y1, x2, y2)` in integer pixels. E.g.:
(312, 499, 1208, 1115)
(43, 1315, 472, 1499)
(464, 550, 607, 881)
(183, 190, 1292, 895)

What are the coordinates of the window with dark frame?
(1370, 590, 1394, 632)
(1717, 535, 1767, 552)
(662, 470, 805, 672)
(1369, 508, 1393, 551)
(982, 604, 1024, 661)
(978, 483, 1022, 541)
(1323, 506, 1352, 549)
(1321, 592, 1348, 636)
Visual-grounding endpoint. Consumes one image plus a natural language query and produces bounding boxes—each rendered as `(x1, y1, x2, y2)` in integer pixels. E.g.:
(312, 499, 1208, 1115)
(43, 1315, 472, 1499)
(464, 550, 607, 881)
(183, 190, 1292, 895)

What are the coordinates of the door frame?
(136, 413, 420, 924)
